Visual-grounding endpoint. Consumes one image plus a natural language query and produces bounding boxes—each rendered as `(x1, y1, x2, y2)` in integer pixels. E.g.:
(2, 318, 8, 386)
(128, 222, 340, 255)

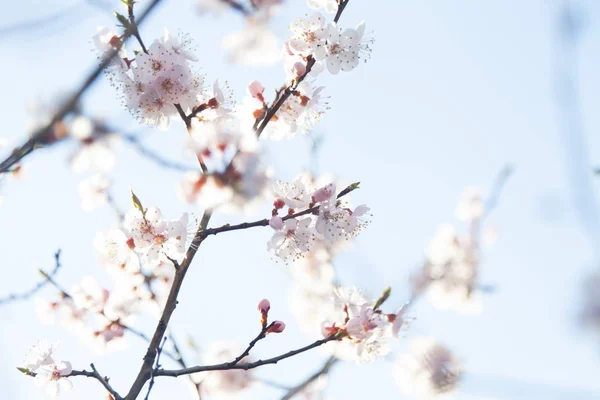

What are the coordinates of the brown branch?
(202, 182, 359, 237)
(221, 0, 251, 16)
(0, 250, 61, 306)
(23, 363, 123, 399)
(229, 322, 275, 366)
(155, 335, 340, 378)
(280, 356, 338, 400)
(124, 211, 213, 400)
(0, 0, 164, 174)
(144, 336, 167, 400)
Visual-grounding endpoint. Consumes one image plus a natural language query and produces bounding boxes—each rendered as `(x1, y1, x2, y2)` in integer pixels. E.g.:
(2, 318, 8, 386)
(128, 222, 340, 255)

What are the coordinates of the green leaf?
(16, 367, 30, 374)
(114, 11, 130, 28)
(373, 287, 392, 311)
(130, 189, 144, 213)
(349, 181, 361, 190)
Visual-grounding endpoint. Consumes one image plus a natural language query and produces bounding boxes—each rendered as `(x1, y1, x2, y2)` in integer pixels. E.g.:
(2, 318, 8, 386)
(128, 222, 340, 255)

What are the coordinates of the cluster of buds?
(257, 298, 286, 334)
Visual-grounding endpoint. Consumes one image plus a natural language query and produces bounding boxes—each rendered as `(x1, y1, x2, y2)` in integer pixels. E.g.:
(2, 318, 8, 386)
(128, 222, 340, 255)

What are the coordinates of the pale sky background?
(1, 0, 600, 399)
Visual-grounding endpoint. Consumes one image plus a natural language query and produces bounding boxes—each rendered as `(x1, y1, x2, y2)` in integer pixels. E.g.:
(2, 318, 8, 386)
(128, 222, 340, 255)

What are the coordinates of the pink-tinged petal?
(283, 218, 298, 231)
(267, 320, 286, 333)
(269, 216, 284, 230)
(257, 299, 271, 314)
(56, 361, 72, 376)
(247, 80, 264, 98)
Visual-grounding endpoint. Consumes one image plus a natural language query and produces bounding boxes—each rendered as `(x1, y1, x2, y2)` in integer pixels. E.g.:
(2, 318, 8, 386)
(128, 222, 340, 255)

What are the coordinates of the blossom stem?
(228, 322, 275, 366)
(127, 0, 149, 54)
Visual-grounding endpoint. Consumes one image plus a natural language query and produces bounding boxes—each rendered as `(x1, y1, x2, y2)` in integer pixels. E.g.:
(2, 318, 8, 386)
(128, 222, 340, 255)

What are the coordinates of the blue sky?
(1, 0, 600, 399)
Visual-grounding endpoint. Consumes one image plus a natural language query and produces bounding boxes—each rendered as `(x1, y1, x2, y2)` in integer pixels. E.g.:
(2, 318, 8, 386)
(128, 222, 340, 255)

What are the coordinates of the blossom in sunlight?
(418, 223, 482, 314)
(320, 286, 404, 364)
(23, 340, 58, 371)
(267, 218, 314, 262)
(94, 229, 140, 273)
(33, 361, 73, 398)
(104, 29, 204, 130)
(78, 174, 109, 211)
(316, 191, 370, 243)
(22, 341, 73, 399)
(124, 207, 190, 264)
(195, 342, 253, 396)
(311, 22, 374, 75)
(393, 338, 461, 399)
(287, 13, 329, 59)
(307, 0, 338, 14)
(69, 116, 118, 173)
(273, 178, 312, 210)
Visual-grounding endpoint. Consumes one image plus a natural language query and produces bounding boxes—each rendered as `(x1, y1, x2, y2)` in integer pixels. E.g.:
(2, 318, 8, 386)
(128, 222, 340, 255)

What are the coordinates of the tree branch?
(280, 356, 338, 400)
(155, 335, 339, 378)
(202, 182, 359, 238)
(124, 210, 213, 400)
(0, 250, 62, 306)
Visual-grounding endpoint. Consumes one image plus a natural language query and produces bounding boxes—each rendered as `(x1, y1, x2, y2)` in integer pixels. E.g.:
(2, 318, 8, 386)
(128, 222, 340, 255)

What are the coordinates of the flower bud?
(247, 80, 265, 99)
(257, 299, 271, 314)
(312, 184, 336, 203)
(291, 61, 306, 78)
(267, 320, 286, 334)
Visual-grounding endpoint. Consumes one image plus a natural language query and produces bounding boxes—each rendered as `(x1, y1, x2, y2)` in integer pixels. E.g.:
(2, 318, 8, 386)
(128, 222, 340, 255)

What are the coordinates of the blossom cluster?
(267, 177, 369, 262)
(393, 338, 462, 399)
(412, 187, 495, 313)
(21, 341, 73, 398)
(320, 286, 409, 363)
(35, 204, 191, 351)
(96, 27, 204, 130)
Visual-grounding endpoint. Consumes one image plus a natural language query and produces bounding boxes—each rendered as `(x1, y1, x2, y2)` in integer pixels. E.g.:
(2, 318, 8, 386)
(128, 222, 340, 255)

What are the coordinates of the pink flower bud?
(257, 299, 271, 314)
(312, 184, 336, 203)
(269, 216, 284, 230)
(247, 80, 265, 99)
(291, 61, 306, 78)
(267, 320, 286, 334)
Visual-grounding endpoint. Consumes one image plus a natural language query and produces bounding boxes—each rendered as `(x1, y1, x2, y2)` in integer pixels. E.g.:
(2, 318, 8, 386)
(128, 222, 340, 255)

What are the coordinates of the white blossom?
(268, 218, 314, 261)
(78, 174, 109, 211)
(393, 338, 461, 399)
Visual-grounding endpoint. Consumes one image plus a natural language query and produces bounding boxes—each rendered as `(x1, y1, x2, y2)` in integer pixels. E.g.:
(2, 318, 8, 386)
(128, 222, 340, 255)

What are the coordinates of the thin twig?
(22, 363, 123, 400)
(145, 337, 167, 400)
(0, 250, 62, 306)
(221, 0, 251, 16)
(280, 356, 338, 400)
(121, 133, 194, 172)
(202, 183, 359, 238)
(127, 0, 148, 54)
(483, 164, 513, 221)
(229, 322, 275, 366)
(155, 335, 339, 378)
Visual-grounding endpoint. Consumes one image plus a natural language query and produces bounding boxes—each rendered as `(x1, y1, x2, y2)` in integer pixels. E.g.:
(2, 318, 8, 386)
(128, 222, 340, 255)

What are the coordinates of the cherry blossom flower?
(287, 13, 329, 58)
(94, 229, 140, 273)
(316, 199, 370, 243)
(23, 340, 58, 371)
(267, 218, 314, 261)
(92, 26, 127, 69)
(419, 223, 482, 313)
(273, 178, 312, 209)
(124, 207, 190, 264)
(104, 29, 203, 130)
(78, 174, 109, 211)
(313, 22, 374, 75)
(33, 361, 73, 398)
(393, 338, 461, 399)
(320, 287, 394, 363)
